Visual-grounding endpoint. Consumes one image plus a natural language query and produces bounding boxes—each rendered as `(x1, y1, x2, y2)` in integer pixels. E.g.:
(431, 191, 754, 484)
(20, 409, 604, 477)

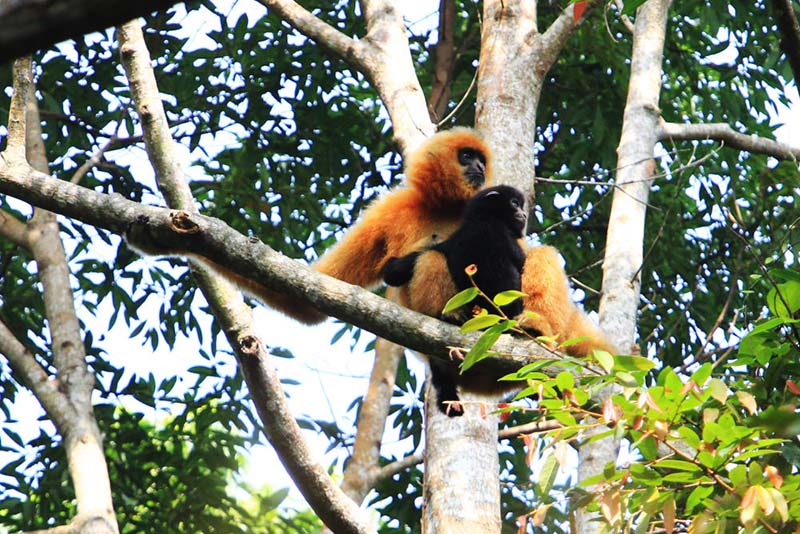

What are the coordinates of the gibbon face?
(404, 127, 492, 208)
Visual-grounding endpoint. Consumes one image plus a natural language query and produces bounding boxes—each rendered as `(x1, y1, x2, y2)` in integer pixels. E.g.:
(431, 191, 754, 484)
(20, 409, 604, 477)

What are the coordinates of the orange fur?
(517, 246, 618, 356)
(401, 251, 458, 317)
(244, 126, 616, 358)
(265, 127, 492, 323)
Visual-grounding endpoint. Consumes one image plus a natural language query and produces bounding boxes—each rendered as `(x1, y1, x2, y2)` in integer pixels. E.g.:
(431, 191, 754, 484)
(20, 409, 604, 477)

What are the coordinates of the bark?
(470, 2, 602, 531)
(257, 0, 434, 153)
(0, 58, 119, 534)
(0, 0, 183, 63)
(769, 0, 800, 85)
(583, 1, 673, 532)
(428, 0, 456, 121)
(0, 158, 561, 371)
(423, 392, 501, 534)
(339, 328, 405, 503)
(657, 119, 800, 160)
(116, 21, 374, 533)
(475, 0, 601, 197)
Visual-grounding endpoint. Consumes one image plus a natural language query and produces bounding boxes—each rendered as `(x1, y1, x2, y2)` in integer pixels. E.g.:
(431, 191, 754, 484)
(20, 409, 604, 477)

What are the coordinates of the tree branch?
(0, 161, 555, 367)
(657, 119, 800, 160)
(0, 317, 73, 429)
(769, 0, 800, 84)
(117, 21, 374, 534)
(427, 0, 456, 122)
(340, 333, 405, 504)
(539, 0, 603, 65)
(0, 208, 29, 248)
(255, 0, 370, 72)
(0, 0, 182, 63)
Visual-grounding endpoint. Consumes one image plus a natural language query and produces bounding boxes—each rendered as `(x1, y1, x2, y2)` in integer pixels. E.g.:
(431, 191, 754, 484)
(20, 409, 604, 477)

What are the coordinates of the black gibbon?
(383, 185, 529, 416)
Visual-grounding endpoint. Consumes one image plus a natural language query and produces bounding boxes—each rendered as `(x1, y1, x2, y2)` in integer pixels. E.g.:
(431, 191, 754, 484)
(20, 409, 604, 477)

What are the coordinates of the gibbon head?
(404, 127, 492, 207)
(464, 185, 527, 238)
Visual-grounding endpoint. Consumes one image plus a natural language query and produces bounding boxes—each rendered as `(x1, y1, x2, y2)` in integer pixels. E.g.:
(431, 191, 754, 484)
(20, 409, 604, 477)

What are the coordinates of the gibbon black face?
(463, 185, 527, 237)
(457, 147, 487, 188)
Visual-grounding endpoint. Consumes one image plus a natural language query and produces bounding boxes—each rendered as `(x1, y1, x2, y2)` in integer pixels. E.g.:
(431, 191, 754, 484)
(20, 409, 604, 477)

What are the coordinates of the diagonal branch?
(0, 318, 73, 429)
(117, 20, 373, 534)
(657, 119, 800, 161)
(0, 160, 554, 368)
(260, 0, 434, 153)
(0, 0, 182, 63)
(0, 209, 29, 248)
(539, 0, 604, 67)
(255, 0, 371, 72)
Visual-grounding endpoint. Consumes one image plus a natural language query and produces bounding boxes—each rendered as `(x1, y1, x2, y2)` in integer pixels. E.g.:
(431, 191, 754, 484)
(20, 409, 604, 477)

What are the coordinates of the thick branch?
(769, 0, 800, 84)
(255, 0, 370, 76)
(261, 0, 433, 152)
(21, 61, 119, 534)
(657, 120, 800, 161)
(0, 162, 553, 366)
(117, 22, 373, 534)
(0, 0, 183, 63)
(0, 318, 73, 428)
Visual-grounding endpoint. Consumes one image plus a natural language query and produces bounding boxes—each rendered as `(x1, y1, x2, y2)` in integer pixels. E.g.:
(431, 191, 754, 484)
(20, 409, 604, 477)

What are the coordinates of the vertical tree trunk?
(579, 1, 673, 531)
(422, 393, 501, 533)
(475, 0, 539, 195)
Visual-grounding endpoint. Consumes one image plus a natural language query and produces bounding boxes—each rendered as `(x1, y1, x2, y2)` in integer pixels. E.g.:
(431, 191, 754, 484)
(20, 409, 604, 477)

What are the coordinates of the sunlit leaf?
(443, 287, 480, 314)
(460, 313, 502, 333)
(493, 290, 527, 307)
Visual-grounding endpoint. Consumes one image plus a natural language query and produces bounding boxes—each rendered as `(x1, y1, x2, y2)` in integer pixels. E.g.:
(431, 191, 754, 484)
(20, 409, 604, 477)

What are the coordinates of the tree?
(1, 1, 800, 533)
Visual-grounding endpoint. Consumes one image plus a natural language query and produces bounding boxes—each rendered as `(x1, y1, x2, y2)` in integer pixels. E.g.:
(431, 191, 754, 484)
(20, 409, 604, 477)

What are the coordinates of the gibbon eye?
(510, 198, 521, 208)
(458, 148, 485, 166)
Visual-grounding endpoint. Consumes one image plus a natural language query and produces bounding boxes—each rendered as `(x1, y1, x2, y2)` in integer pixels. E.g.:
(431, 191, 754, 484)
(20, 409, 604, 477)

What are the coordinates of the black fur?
(383, 185, 528, 416)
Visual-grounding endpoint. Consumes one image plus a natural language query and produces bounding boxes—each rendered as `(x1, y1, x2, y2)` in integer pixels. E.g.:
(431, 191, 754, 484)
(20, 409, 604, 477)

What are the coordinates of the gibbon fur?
(383, 185, 529, 415)
(129, 126, 616, 358)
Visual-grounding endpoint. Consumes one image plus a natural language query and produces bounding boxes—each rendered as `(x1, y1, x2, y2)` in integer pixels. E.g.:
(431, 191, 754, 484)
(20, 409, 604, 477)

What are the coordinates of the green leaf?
(677, 427, 701, 449)
(686, 485, 714, 514)
(538, 452, 559, 497)
(492, 289, 527, 307)
(690, 363, 713, 386)
(612, 355, 656, 372)
(629, 463, 662, 486)
(707, 378, 729, 403)
(460, 314, 502, 333)
(460, 323, 507, 372)
(621, 0, 648, 15)
(443, 287, 480, 314)
(556, 371, 574, 391)
(594, 350, 614, 373)
(559, 335, 590, 348)
(614, 371, 639, 387)
(656, 459, 702, 472)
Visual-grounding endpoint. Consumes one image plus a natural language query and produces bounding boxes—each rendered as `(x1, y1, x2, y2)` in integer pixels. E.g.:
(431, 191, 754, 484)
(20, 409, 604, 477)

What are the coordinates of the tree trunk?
(422, 390, 501, 533)
(580, 1, 673, 531)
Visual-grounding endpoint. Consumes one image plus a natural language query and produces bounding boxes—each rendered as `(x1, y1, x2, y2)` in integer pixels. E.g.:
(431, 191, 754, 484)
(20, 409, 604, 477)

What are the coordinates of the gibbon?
(231, 127, 493, 324)
(128, 127, 617, 359)
(383, 185, 529, 416)
(383, 185, 527, 320)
